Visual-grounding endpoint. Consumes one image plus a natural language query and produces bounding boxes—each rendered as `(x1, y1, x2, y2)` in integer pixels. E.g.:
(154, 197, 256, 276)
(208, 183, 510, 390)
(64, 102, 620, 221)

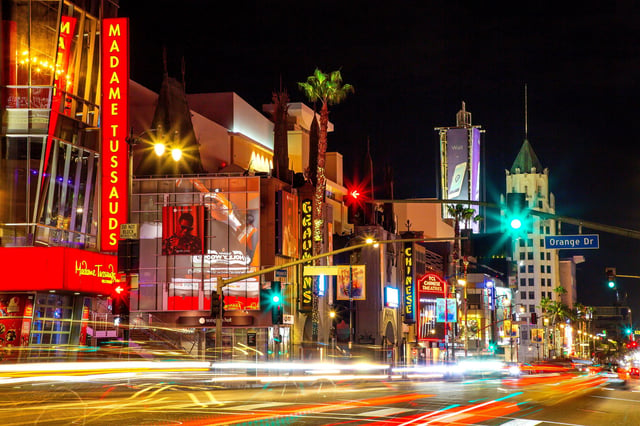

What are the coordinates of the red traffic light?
(114, 284, 126, 295)
(349, 189, 360, 199)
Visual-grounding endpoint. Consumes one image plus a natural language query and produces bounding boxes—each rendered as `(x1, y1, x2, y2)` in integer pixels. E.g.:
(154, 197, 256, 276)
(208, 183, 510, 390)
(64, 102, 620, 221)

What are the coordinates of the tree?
(271, 90, 290, 182)
(298, 69, 353, 342)
(446, 204, 480, 263)
(298, 69, 354, 254)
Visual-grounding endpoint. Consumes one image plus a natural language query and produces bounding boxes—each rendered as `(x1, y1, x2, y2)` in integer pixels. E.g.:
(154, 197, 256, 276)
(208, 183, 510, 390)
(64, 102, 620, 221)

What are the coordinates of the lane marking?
(356, 407, 412, 417)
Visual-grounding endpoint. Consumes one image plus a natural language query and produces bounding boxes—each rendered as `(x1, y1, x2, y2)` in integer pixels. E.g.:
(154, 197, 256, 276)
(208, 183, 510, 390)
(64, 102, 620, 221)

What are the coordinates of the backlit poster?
(336, 265, 366, 301)
(165, 177, 261, 311)
(162, 205, 205, 255)
(445, 128, 469, 201)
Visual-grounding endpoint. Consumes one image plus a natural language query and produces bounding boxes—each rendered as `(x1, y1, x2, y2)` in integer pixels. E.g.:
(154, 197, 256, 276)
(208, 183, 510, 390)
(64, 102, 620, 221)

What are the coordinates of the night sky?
(119, 2, 640, 315)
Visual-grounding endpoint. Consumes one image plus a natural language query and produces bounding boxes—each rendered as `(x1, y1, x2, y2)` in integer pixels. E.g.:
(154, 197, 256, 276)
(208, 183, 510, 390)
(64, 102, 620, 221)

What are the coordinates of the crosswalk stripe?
(229, 402, 294, 411)
(356, 407, 413, 417)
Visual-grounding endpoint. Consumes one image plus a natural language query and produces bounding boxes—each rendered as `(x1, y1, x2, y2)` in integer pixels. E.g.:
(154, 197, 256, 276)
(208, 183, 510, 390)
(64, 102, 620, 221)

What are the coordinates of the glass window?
(541, 265, 545, 273)
(528, 278, 534, 286)
(541, 292, 546, 299)
(541, 278, 545, 286)
(547, 265, 551, 273)
(527, 239, 533, 247)
(527, 252, 534, 260)
(529, 304, 536, 313)
(519, 239, 525, 247)
(520, 265, 526, 273)
(548, 292, 552, 299)
(540, 239, 544, 246)
(528, 265, 534, 273)
(528, 291, 535, 300)
(540, 252, 545, 260)
(521, 292, 527, 300)
(520, 252, 525, 260)
(546, 252, 551, 260)
(520, 278, 526, 286)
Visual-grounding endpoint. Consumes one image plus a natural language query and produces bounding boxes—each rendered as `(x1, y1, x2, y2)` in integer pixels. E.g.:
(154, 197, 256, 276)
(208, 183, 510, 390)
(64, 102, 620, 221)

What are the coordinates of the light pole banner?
(436, 298, 457, 322)
(336, 265, 366, 300)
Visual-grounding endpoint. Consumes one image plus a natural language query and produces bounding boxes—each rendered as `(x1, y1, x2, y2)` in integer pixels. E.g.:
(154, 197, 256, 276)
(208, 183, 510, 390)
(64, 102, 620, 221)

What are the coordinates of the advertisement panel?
(162, 205, 205, 255)
(0, 294, 33, 349)
(277, 190, 300, 258)
(164, 177, 261, 311)
(445, 128, 469, 201)
(436, 298, 457, 322)
(417, 272, 447, 340)
(101, 18, 129, 252)
(417, 272, 446, 295)
(336, 265, 366, 301)
(470, 127, 481, 232)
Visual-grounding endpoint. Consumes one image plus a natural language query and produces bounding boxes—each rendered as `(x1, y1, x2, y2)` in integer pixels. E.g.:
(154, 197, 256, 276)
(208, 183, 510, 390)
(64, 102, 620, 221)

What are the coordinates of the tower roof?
(510, 139, 543, 174)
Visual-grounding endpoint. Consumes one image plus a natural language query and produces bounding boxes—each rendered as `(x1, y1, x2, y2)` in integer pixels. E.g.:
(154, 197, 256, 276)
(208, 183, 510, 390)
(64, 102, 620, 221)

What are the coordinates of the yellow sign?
(304, 265, 339, 276)
(119, 223, 139, 239)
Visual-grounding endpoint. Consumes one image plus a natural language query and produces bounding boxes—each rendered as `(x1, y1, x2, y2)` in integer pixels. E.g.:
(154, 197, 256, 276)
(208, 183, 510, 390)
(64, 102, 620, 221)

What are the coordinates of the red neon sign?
(101, 18, 129, 252)
(44, 16, 76, 186)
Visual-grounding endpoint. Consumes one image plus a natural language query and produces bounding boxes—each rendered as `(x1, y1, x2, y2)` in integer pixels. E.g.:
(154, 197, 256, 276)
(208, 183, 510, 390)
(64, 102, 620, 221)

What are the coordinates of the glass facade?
(1, 0, 116, 249)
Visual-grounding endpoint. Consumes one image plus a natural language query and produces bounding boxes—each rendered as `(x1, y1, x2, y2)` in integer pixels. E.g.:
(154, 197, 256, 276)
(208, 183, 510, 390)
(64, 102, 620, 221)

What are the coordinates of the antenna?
(524, 84, 528, 140)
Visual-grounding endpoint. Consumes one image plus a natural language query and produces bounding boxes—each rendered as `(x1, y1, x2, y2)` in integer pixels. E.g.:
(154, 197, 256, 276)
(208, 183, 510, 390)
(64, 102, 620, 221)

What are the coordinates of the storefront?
(0, 247, 120, 355)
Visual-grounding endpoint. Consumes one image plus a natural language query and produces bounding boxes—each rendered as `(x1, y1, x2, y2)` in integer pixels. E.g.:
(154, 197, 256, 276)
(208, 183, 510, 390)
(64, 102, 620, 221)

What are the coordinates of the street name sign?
(544, 234, 599, 249)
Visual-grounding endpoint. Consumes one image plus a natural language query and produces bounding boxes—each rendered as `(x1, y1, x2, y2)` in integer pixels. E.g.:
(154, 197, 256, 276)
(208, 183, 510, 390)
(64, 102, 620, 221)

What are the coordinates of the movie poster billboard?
(166, 177, 261, 311)
(162, 205, 205, 255)
(336, 265, 366, 301)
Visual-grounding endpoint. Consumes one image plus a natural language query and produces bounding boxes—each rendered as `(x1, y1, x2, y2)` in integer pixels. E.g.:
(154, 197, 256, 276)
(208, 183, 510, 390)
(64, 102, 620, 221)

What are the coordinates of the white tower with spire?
(504, 86, 560, 362)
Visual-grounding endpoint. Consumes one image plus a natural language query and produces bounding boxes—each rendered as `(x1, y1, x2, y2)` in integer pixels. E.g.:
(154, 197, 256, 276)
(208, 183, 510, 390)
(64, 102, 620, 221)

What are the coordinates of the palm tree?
(540, 290, 572, 358)
(298, 69, 354, 256)
(446, 204, 480, 263)
(299, 69, 353, 343)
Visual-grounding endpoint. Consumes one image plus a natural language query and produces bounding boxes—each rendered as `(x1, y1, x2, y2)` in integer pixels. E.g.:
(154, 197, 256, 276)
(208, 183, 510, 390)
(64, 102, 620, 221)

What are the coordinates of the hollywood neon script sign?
(74, 260, 118, 285)
(101, 18, 129, 252)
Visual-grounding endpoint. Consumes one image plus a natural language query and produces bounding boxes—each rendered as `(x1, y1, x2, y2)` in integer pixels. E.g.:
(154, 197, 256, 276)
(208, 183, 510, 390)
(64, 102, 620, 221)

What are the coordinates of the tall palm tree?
(299, 69, 353, 343)
(298, 69, 354, 256)
(446, 204, 480, 263)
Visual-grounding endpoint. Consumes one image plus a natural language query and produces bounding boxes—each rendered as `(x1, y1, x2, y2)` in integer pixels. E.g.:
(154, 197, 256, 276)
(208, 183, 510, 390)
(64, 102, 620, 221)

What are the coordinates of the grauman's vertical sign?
(403, 242, 415, 324)
(101, 18, 129, 252)
(300, 199, 313, 312)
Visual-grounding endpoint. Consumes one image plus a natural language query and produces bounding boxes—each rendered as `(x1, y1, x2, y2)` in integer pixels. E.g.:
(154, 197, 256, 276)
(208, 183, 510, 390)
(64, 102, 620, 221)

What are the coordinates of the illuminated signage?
(403, 243, 415, 324)
(101, 18, 129, 252)
(44, 16, 76, 185)
(300, 199, 313, 312)
(417, 272, 446, 295)
(385, 287, 399, 309)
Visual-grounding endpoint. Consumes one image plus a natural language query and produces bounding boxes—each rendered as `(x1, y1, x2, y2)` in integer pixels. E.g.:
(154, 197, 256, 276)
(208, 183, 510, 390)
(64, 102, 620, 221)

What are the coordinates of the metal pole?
(349, 264, 353, 353)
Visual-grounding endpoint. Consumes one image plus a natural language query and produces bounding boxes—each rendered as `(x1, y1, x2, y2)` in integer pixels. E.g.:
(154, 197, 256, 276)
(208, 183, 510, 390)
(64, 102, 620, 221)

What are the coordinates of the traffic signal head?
(488, 341, 497, 352)
(504, 193, 531, 235)
(625, 327, 633, 335)
(606, 267, 616, 289)
(111, 281, 129, 317)
(210, 290, 223, 317)
(270, 281, 283, 325)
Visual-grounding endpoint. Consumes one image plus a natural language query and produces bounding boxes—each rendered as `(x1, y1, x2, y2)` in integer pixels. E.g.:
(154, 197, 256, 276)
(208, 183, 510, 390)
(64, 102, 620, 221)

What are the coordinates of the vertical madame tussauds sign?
(101, 18, 129, 252)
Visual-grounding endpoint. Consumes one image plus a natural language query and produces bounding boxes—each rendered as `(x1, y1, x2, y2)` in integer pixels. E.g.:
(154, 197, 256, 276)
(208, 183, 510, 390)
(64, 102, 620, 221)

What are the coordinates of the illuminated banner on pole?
(403, 242, 415, 324)
(101, 18, 129, 252)
(300, 199, 313, 312)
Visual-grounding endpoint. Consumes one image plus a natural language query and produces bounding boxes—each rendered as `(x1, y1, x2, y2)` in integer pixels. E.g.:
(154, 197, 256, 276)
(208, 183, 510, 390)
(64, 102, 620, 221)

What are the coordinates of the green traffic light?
(608, 281, 616, 289)
(272, 294, 280, 303)
(626, 328, 633, 335)
(510, 218, 522, 229)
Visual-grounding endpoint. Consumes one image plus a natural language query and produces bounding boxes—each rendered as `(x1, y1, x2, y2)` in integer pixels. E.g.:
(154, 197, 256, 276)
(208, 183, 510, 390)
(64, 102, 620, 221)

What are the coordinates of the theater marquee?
(101, 18, 129, 252)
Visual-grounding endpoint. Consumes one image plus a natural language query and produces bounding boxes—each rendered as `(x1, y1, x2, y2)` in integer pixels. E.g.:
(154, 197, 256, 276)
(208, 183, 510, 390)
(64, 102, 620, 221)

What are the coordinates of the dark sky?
(119, 2, 640, 314)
